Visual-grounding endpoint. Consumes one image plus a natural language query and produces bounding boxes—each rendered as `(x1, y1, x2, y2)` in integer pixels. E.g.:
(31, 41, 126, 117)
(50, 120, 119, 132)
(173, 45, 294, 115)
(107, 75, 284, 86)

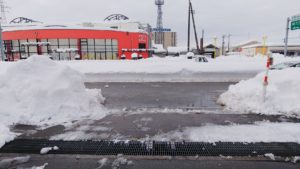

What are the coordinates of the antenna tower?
(155, 0, 164, 44)
(0, 0, 8, 24)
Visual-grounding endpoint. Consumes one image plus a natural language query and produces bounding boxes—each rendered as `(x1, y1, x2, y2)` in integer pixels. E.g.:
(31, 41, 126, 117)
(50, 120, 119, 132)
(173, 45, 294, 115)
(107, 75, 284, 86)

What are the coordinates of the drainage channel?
(0, 139, 299, 157)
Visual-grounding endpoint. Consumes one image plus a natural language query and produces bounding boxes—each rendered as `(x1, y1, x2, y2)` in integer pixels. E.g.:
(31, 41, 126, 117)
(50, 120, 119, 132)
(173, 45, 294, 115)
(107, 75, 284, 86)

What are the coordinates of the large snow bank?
(1, 54, 300, 76)
(152, 122, 300, 143)
(58, 54, 300, 74)
(218, 68, 300, 117)
(0, 55, 107, 148)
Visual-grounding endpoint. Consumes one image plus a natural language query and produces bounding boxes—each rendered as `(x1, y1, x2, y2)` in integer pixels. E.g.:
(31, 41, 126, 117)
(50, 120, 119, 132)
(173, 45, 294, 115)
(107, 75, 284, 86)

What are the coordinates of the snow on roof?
(242, 42, 300, 49)
(232, 40, 260, 48)
(167, 46, 187, 53)
(204, 43, 219, 49)
(3, 22, 147, 34)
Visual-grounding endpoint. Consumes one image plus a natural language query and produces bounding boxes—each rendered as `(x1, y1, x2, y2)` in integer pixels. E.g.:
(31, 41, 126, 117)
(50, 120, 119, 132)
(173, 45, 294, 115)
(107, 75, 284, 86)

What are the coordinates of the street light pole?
(284, 17, 290, 57)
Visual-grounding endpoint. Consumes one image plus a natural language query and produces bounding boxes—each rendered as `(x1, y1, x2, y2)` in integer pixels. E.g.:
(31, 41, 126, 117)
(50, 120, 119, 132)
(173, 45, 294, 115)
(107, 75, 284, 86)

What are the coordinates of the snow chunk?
(151, 122, 300, 143)
(264, 153, 275, 160)
(218, 68, 300, 117)
(0, 156, 31, 169)
(292, 156, 300, 163)
(112, 154, 133, 169)
(40, 146, 59, 155)
(96, 158, 108, 169)
(0, 124, 16, 148)
(28, 163, 48, 169)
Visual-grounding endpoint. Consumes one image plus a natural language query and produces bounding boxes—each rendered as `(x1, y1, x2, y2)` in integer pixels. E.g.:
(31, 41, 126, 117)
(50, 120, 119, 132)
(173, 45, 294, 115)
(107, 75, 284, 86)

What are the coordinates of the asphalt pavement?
(13, 82, 300, 141)
(2, 82, 300, 169)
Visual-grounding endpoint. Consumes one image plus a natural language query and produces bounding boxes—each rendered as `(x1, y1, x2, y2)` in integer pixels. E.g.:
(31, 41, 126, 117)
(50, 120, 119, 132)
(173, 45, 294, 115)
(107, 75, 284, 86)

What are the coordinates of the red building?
(3, 26, 150, 61)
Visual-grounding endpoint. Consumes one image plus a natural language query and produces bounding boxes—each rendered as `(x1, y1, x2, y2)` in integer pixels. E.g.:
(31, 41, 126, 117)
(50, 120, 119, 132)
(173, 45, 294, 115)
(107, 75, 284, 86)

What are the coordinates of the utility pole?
(227, 34, 231, 53)
(284, 17, 290, 57)
(187, 0, 201, 54)
(189, 0, 201, 54)
(200, 29, 204, 54)
(187, 2, 191, 52)
(222, 35, 225, 55)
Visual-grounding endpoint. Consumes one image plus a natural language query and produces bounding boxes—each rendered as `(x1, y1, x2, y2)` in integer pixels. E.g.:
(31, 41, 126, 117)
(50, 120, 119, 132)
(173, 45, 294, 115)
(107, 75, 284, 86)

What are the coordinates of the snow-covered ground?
(2, 54, 299, 82)
(218, 68, 300, 118)
(59, 54, 299, 74)
(0, 55, 108, 148)
(151, 122, 300, 143)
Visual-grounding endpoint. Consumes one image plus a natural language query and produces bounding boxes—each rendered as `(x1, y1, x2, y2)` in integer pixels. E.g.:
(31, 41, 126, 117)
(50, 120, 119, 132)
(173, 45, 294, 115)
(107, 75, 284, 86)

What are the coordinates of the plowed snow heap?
(0, 55, 107, 147)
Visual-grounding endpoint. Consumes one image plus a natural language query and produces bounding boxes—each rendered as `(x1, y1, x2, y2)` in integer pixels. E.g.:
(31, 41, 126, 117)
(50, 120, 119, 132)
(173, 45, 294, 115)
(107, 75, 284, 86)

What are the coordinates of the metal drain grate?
(1, 139, 299, 157)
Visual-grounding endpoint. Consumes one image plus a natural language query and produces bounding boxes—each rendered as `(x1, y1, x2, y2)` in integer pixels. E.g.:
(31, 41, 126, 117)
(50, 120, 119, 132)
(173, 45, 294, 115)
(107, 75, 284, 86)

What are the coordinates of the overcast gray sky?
(6, 0, 300, 46)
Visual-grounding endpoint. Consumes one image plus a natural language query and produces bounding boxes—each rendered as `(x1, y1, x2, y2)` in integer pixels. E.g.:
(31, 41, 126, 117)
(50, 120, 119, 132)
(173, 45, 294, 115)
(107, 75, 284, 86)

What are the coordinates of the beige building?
(231, 40, 260, 52)
(153, 32, 177, 49)
(241, 43, 300, 57)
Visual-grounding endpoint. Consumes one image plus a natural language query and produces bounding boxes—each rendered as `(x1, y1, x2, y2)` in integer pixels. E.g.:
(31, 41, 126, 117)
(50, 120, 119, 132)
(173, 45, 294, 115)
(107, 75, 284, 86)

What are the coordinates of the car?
(270, 61, 300, 70)
(195, 55, 209, 62)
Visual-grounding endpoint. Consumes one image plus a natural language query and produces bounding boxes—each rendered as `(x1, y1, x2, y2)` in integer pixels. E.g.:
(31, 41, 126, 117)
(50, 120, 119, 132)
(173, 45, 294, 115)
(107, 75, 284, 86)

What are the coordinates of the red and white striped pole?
(263, 52, 272, 102)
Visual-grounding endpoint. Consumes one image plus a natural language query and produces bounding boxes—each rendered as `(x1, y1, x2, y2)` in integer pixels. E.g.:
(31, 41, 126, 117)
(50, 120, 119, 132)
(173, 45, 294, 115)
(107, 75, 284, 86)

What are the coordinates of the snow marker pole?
(263, 52, 272, 102)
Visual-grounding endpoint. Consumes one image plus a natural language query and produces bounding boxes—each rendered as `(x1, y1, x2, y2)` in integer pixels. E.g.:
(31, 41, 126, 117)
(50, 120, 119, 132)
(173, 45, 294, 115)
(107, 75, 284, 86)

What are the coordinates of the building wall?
(242, 47, 256, 57)
(242, 46, 300, 57)
(153, 32, 177, 49)
(255, 47, 268, 55)
(3, 29, 149, 60)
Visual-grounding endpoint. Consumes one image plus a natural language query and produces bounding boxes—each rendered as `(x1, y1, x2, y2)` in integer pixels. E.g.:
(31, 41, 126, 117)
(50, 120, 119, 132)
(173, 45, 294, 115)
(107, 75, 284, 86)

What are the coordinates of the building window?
(5, 37, 119, 61)
(139, 43, 146, 49)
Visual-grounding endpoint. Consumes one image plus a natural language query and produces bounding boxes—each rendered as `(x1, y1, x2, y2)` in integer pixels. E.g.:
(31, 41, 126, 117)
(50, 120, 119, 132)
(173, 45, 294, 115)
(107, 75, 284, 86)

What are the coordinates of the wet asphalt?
(13, 82, 300, 140)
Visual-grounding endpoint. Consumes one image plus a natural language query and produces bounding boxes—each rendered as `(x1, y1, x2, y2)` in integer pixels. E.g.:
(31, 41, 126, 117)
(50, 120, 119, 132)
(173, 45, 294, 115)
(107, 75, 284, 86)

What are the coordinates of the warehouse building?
(241, 43, 300, 57)
(3, 17, 151, 61)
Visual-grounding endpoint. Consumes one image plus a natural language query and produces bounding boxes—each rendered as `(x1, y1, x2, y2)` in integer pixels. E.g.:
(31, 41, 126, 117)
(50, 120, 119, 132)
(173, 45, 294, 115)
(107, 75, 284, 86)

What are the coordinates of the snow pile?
(218, 68, 300, 117)
(58, 54, 300, 75)
(0, 124, 16, 149)
(0, 156, 31, 169)
(152, 122, 300, 143)
(0, 55, 107, 148)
